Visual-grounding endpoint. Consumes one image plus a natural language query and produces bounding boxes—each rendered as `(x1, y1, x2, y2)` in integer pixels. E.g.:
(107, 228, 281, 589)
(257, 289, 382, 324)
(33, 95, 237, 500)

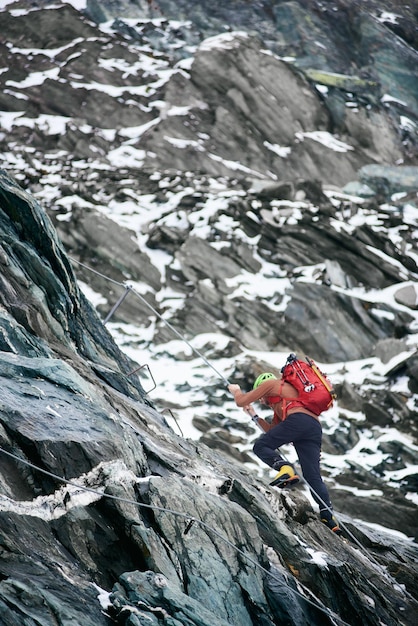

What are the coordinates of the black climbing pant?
(253, 412, 332, 510)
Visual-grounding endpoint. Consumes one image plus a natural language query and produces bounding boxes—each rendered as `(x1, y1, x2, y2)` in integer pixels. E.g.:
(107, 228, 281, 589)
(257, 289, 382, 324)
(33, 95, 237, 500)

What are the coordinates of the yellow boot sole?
(269, 473, 300, 488)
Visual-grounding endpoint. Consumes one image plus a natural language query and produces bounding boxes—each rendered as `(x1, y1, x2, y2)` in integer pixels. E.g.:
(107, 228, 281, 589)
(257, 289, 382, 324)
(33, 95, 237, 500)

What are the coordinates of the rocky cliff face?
(0, 1, 418, 624)
(1, 165, 418, 626)
(2, 0, 417, 183)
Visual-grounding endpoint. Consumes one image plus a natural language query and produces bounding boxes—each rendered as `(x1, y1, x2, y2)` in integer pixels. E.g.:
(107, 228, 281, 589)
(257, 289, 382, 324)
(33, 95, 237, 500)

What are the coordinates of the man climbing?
(228, 371, 342, 534)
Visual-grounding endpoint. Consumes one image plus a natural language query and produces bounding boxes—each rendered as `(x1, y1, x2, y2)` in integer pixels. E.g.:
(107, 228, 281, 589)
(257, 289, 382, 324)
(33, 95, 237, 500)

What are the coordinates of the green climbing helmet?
(253, 372, 277, 390)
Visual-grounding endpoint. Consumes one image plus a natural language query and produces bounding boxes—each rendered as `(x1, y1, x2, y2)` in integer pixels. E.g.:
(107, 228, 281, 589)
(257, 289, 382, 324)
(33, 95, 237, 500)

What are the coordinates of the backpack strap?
(266, 379, 292, 422)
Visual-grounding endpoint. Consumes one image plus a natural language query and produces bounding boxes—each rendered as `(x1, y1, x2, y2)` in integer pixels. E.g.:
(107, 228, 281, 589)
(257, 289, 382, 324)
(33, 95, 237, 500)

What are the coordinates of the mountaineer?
(228, 363, 341, 534)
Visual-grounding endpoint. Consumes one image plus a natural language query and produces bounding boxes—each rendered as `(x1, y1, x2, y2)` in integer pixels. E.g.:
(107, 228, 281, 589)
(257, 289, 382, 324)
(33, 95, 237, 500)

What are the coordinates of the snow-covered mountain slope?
(1, 0, 417, 540)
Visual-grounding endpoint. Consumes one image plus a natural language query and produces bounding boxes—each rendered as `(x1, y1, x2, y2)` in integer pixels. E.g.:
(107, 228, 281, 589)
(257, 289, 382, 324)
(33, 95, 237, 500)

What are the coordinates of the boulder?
(359, 165, 418, 196)
(394, 283, 418, 310)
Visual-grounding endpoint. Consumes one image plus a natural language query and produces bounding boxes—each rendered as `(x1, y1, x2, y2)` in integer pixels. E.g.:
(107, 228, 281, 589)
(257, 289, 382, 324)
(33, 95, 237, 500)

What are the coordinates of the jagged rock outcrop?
(1, 1, 417, 190)
(359, 164, 418, 195)
(85, 0, 418, 128)
(1, 171, 418, 625)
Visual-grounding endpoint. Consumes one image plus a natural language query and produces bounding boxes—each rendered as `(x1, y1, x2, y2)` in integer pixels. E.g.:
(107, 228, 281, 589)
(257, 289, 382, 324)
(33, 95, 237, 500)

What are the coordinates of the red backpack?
(277, 353, 336, 419)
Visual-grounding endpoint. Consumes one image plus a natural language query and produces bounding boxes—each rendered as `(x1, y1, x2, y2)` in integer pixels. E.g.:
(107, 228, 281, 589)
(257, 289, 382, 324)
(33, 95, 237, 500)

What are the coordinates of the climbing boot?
(321, 513, 342, 536)
(269, 464, 300, 488)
